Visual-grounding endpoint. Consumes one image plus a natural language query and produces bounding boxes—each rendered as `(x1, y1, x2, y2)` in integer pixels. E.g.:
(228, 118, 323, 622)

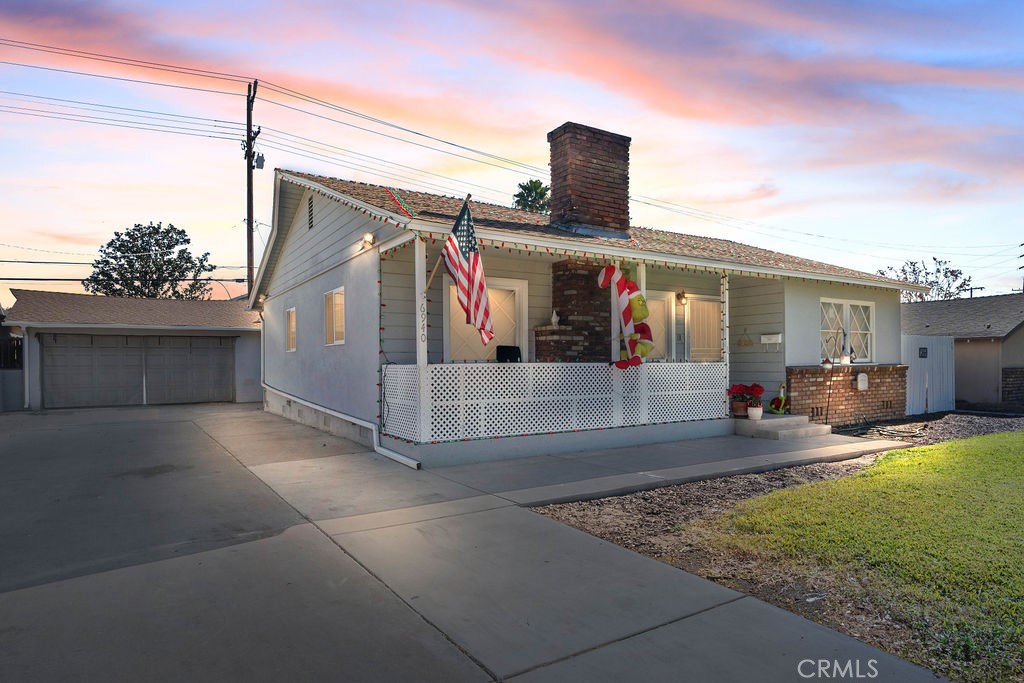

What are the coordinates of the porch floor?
(430, 433, 908, 506)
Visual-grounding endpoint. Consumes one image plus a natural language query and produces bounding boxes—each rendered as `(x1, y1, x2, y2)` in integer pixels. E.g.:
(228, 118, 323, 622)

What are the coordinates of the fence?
(382, 361, 728, 443)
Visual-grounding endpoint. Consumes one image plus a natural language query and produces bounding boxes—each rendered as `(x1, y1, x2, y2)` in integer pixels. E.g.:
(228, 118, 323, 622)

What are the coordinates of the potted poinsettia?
(747, 383, 765, 420)
(727, 384, 750, 417)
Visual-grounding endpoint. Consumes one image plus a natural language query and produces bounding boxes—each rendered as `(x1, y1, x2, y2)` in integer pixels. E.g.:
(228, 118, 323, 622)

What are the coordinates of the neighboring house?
(902, 293, 1024, 404)
(250, 122, 926, 466)
(4, 289, 262, 410)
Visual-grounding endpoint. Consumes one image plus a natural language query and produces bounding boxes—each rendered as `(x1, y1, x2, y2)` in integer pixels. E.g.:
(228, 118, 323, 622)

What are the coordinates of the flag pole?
(423, 194, 471, 294)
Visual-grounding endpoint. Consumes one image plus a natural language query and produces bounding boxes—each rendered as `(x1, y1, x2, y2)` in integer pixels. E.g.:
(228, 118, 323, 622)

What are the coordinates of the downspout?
(22, 327, 30, 409)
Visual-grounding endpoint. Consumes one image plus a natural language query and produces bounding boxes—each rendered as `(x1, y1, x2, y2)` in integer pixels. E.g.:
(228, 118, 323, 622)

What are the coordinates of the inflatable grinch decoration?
(597, 265, 655, 368)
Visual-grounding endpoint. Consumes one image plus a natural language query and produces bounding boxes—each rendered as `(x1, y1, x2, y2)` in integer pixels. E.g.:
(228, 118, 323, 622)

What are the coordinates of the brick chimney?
(547, 122, 631, 237)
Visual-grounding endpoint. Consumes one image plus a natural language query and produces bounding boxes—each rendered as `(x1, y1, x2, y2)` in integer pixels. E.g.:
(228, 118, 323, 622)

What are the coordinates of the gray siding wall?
(955, 338, 1001, 403)
(728, 276, 785, 390)
(381, 250, 553, 363)
(783, 280, 902, 365)
(271, 189, 384, 294)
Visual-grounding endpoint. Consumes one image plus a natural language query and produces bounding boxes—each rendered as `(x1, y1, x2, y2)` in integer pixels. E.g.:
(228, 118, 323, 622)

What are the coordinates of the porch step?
(734, 414, 832, 440)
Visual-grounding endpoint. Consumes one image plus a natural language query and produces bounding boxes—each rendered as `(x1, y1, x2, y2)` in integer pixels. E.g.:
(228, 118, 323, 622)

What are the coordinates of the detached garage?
(4, 289, 262, 410)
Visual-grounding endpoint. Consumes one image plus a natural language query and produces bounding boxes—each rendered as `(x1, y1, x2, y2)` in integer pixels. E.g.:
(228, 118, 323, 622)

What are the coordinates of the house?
(902, 293, 1024, 404)
(250, 122, 926, 466)
(3, 289, 262, 410)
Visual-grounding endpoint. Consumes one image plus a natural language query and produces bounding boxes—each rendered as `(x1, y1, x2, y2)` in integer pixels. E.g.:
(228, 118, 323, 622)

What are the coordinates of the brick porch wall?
(537, 259, 610, 362)
(786, 365, 907, 426)
(1003, 367, 1024, 403)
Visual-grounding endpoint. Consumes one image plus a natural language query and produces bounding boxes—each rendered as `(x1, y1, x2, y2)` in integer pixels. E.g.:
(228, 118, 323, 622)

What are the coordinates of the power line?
(0, 89, 244, 128)
(0, 105, 240, 141)
(0, 259, 246, 269)
(0, 277, 246, 283)
(0, 37, 252, 83)
(0, 60, 242, 97)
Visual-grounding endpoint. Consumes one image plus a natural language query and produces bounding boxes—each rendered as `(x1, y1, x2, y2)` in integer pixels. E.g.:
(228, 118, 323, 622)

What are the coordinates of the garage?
(40, 334, 236, 408)
(4, 289, 263, 410)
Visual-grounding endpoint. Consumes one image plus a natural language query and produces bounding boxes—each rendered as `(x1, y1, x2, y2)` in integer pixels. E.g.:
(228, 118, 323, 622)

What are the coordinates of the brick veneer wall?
(786, 365, 907, 426)
(1003, 367, 1024, 403)
(536, 259, 610, 362)
(547, 122, 631, 233)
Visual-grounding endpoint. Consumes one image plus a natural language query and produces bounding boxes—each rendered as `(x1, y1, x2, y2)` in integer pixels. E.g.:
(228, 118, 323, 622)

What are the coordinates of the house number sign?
(419, 297, 428, 343)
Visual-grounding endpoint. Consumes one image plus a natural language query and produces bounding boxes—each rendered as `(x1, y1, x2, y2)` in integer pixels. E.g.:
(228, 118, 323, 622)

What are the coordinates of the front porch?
(381, 361, 728, 445)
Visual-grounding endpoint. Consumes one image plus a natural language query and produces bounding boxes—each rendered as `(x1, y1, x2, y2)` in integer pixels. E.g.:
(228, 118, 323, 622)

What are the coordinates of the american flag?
(442, 200, 493, 345)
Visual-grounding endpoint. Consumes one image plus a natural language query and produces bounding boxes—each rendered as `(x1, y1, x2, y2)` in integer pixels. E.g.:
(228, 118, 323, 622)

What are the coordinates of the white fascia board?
(408, 218, 918, 293)
(8, 322, 258, 333)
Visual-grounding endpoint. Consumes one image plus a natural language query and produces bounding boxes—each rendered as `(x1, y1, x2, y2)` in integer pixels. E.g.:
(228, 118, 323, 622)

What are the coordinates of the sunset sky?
(1, 1, 1022, 308)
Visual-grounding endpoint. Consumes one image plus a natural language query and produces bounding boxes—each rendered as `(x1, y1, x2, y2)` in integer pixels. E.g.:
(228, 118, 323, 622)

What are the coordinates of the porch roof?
(269, 170, 925, 294)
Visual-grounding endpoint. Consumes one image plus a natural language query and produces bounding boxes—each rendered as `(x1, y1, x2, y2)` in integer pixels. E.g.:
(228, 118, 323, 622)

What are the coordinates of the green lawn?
(705, 431, 1024, 682)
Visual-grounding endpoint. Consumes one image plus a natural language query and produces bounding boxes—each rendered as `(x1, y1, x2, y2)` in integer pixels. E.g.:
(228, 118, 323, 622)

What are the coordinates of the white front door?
(444, 278, 527, 361)
(644, 291, 674, 360)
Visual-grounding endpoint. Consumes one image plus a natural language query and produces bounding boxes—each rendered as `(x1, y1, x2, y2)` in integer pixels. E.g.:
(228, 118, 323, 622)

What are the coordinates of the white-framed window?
(285, 307, 296, 352)
(324, 287, 345, 345)
(820, 298, 873, 362)
(443, 278, 528, 361)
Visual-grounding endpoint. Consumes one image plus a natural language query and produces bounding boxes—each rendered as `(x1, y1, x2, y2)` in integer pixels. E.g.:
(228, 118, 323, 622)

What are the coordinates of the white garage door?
(40, 334, 235, 408)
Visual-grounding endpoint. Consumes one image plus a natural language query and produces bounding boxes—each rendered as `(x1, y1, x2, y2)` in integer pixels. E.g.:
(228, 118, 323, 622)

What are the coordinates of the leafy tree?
(513, 179, 550, 213)
(83, 222, 216, 300)
(877, 258, 973, 303)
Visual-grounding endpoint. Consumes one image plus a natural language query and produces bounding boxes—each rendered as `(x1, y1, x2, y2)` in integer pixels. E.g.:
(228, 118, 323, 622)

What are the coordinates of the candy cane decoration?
(597, 265, 635, 367)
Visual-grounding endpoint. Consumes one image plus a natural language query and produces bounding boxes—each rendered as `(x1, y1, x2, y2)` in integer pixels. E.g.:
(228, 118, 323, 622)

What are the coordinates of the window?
(684, 295, 723, 362)
(324, 288, 345, 345)
(820, 299, 873, 362)
(286, 308, 296, 352)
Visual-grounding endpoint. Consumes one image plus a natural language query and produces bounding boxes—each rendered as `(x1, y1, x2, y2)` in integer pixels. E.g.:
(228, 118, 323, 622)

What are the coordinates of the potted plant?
(727, 383, 750, 417)
(747, 383, 765, 420)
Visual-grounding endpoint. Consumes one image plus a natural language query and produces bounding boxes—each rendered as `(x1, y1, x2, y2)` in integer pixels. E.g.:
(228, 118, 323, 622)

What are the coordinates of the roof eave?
(406, 219, 915, 292)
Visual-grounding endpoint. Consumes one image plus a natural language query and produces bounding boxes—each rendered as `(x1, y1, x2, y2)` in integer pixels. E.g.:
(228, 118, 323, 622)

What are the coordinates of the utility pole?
(244, 79, 261, 295)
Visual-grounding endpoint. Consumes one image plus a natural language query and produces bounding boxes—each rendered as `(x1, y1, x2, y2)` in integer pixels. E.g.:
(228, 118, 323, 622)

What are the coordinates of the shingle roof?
(902, 293, 1024, 338)
(5, 289, 260, 329)
(283, 171, 913, 289)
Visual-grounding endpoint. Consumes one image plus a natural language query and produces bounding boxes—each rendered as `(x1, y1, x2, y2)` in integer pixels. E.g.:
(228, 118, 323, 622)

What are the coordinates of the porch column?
(720, 273, 730, 368)
(415, 236, 431, 442)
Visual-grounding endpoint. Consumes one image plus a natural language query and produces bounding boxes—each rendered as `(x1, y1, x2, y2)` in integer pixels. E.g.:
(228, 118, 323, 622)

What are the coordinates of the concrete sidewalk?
(239, 414, 939, 682)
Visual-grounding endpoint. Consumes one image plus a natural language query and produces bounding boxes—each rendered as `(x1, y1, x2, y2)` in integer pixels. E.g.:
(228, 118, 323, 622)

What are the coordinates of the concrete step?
(766, 424, 833, 440)
(733, 414, 808, 437)
(734, 414, 832, 440)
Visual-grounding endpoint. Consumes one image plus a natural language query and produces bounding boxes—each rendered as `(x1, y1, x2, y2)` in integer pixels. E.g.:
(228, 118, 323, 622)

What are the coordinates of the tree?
(877, 258, 973, 303)
(83, 222, 216, 300)
(513, 179, 550, 213)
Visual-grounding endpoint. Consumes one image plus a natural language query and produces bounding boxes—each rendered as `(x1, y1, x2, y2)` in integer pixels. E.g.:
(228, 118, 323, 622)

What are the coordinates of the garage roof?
(901, 293, 1024, 339)
(4, 289, 260, 330)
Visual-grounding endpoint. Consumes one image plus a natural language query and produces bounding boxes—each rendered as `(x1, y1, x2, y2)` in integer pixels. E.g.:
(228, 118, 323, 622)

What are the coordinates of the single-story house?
(4, 289, 262, 409)
(250, 122, 926, 466)
(902, 293, 1024, 404)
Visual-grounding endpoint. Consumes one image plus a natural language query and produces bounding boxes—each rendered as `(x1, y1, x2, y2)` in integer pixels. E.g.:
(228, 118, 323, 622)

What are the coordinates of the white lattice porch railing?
(381, 362, 728, 443)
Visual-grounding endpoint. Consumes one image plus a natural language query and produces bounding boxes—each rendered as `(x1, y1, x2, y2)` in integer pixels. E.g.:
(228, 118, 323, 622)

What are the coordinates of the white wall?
(783, 280, 902, 366)
(263, 250, 380, 424)
(234, 331, 262, 402)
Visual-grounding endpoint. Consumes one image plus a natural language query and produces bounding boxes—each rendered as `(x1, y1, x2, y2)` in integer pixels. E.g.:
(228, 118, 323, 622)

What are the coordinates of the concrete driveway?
(0, 404, 484, 683)
(0, 404, 940, 682)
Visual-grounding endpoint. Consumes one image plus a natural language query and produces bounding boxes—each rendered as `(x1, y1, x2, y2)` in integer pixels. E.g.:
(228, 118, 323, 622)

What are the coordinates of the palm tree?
(513, 179, 550, 213)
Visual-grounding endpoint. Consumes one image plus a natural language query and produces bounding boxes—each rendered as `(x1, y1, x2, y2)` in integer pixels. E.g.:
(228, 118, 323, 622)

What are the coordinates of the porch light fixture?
(675, 290, 686, 303)
(362, 232, 376, 249)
